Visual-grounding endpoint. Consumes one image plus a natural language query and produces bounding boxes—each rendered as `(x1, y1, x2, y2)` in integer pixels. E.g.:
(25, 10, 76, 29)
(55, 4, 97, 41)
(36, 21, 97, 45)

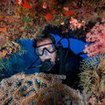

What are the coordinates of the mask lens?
(46, 44, 56, 53)
(35, 48, 43, 56)
(35, 44, 56, 56)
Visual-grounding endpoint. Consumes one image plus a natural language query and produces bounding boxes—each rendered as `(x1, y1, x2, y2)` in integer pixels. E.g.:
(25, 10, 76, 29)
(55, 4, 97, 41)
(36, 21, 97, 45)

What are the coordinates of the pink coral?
(43, 2, 47, 9)
(83, 18, 105, 56)
(69, 17, 86, 31)
(17, 0, 23, 6)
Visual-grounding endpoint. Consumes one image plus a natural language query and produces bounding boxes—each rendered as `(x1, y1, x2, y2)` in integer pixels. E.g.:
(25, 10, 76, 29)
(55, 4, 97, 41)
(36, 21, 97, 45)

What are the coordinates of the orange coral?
(23, 0, 32, 9)
(64, 10, 75, 16)
(0, 27, 7, 32)
(52, 10, 56, 14)
(33, 2, 38, 6)
(46, 13, 52, 21)
(1, 50, 7, 57)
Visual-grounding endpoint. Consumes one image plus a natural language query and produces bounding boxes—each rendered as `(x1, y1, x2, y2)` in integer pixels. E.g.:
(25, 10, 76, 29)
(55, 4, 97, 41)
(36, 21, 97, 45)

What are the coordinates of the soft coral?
(83, 18, 105, 56)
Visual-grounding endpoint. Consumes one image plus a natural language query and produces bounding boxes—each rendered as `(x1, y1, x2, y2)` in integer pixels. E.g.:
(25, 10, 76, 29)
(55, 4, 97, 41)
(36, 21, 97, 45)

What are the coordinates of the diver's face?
(37, 38, 57, 63)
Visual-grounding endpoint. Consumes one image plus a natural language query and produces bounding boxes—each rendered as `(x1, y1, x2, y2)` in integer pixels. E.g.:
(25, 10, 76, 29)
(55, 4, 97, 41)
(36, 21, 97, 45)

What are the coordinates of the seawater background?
(0, 35, 89, 81)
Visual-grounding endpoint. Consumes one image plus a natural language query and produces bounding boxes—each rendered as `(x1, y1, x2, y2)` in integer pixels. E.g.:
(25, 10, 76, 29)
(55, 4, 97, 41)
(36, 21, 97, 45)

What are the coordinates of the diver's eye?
(38, 48, 43, 55)
(48, 47, 53, 51)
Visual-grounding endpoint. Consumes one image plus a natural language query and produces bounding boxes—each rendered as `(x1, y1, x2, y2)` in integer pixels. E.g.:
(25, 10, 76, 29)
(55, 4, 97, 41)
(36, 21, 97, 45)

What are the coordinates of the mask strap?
(37, 43, 53, 47)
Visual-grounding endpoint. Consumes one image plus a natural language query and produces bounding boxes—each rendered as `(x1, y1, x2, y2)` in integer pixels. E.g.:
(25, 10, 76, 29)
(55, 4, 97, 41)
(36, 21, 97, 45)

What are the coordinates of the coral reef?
(79, 54, 105, 105)
(0, 73, 84, 105)
(83, 18, 105, 56)
(0, 0, 105, 59)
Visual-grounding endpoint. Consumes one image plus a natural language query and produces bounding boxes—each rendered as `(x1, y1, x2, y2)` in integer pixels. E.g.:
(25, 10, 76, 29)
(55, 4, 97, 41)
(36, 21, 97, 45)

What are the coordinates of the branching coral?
(0, 73, 84, 105)
(69, 17, 86, 31)
(83, 18, 105, 56)
(79, 54, 105, 105)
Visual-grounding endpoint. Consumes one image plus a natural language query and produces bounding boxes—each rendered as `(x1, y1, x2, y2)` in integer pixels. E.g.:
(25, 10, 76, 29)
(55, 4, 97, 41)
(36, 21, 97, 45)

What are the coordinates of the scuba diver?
(29, 33, 83, 90)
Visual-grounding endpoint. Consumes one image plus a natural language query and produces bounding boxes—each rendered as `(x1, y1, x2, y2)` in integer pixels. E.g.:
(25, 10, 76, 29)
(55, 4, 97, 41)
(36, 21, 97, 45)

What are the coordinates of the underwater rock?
(0, 73, 84, 105)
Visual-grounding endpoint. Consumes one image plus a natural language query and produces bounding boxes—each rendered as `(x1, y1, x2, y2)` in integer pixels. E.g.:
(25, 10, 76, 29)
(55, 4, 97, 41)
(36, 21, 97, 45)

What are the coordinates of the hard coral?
(0, 73, 84, 105)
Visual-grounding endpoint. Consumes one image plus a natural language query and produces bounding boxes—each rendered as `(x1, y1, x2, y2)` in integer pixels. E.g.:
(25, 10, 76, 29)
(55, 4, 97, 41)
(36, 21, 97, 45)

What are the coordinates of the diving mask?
(35, 43, 56, 56)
